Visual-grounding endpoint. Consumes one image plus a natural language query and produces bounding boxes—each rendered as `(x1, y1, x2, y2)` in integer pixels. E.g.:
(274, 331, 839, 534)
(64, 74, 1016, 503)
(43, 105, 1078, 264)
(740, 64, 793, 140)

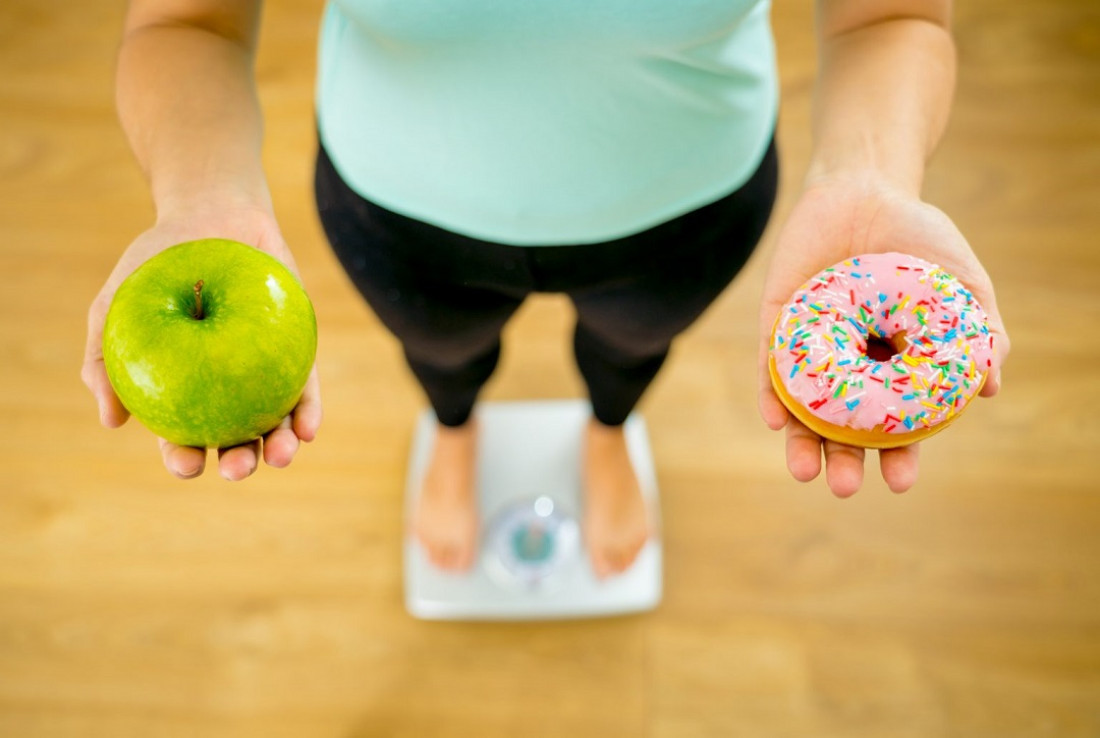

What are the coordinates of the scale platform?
(403, 400, 662, 621)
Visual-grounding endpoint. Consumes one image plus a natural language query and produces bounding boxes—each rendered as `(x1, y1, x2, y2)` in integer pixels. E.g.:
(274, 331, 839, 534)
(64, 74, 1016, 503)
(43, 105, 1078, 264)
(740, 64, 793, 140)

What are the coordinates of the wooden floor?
(2, 1, 1099, 736)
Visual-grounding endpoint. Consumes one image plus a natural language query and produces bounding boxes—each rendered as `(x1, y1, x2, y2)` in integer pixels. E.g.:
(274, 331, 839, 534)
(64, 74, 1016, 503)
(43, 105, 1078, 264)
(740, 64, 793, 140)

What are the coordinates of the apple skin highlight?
(103, 238, 317, 449)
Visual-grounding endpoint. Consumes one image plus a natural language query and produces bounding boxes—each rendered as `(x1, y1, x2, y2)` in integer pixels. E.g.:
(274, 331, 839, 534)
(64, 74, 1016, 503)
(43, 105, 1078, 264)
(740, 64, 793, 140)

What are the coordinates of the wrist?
(149, 194, 281, 253)
(142, 141, 272, 223)
(804, 140, 925, 199)
(154, 180, 274, 226)
(801, 164, 925, 212)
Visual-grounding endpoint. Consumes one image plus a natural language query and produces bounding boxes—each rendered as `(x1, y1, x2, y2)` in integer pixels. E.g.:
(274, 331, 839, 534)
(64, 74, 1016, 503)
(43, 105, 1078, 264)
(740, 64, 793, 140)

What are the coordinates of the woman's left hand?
(757, 175, 1011, 497)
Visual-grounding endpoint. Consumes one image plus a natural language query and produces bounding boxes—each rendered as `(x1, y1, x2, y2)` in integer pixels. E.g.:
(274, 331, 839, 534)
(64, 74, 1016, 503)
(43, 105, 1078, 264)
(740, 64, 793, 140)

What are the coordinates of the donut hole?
(865, 334, 905, 362)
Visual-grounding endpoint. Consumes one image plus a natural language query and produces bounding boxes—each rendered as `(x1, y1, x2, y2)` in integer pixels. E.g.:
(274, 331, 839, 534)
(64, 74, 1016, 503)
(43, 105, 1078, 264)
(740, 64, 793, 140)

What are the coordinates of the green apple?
(103, 238, 317, 449)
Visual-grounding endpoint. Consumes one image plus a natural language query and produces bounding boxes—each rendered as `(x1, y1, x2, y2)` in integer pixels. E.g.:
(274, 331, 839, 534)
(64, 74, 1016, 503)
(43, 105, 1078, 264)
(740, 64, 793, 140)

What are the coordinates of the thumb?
(973, 282, 1010, 399)
(758, 290, 790, 431)
(82, 292, 130, 428)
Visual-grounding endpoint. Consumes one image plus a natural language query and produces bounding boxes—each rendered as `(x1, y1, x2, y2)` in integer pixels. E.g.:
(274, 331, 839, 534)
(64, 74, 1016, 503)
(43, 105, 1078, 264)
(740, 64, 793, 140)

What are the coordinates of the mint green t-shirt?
(316, 0, 778, 246)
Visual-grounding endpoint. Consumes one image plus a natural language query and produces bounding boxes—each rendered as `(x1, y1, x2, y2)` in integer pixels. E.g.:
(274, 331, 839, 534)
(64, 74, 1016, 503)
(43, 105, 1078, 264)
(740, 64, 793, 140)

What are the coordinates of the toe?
(426, 543, 449, 569)
(591, 540, 643, 579)
(455, 542, 477, 571)
(437, 543, 464, 571)
(591, 553, 612, 579)
(607, 549, 628, 575)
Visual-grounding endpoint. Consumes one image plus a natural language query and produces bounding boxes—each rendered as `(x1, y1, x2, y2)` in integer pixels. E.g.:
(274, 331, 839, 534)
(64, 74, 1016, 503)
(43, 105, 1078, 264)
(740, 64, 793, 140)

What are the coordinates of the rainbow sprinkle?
(770, 252, 995, 435)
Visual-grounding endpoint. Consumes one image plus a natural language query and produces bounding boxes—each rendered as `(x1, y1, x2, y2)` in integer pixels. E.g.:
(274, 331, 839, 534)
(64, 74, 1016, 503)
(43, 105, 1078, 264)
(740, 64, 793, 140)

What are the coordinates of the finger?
(262, 415, 300, 468)
(758, 295, 791, 431)
(217, 439, 261, 481)
(785, 419, 822, 483)
(975, 285, 1010, 399)
(291, 366, 323, 442)
(822, 439, 865, 498)
(979, 315, 1010, 399)
(879, 443, 920, 493)
(758, 385, 790, 431)
(887, 204, 1010, 399)
(83, 295, 130, 428)
(81, 358, 131, 428)
(980, 368, 1001, 398)
(158, 438, 207, 479)
(936, 248, 1008, 400)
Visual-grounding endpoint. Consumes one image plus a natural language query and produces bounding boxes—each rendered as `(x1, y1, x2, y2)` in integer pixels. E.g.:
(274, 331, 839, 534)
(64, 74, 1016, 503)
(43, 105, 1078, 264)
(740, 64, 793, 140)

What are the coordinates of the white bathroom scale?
(403, 399, 663, 621)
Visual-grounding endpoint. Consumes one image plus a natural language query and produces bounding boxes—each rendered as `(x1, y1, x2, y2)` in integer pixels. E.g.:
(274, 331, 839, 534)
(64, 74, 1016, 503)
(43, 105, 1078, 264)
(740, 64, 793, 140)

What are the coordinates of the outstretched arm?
(757, 0, 1010, 496)
(82, 0, 322, 480)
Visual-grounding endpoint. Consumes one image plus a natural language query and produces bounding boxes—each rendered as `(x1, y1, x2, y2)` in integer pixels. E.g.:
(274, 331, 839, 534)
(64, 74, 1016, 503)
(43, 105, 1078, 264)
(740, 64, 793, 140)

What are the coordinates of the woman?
(82, 0, 1009, 577)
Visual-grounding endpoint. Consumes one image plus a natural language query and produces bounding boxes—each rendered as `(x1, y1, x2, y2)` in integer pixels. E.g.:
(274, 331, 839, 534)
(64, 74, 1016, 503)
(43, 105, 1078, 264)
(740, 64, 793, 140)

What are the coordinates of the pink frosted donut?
(768, 252, 995, 448)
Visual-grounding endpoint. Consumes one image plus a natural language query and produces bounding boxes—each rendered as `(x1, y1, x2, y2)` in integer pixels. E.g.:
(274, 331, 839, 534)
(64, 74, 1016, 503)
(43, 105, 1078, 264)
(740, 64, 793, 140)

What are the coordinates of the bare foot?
(582, 418, 651, 579)
(412, 420, 480, 572)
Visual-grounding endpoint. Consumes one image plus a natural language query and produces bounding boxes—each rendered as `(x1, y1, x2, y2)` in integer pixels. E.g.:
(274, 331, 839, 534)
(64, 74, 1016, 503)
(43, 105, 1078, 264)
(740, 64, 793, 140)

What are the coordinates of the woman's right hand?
(82, 207, 323, 481)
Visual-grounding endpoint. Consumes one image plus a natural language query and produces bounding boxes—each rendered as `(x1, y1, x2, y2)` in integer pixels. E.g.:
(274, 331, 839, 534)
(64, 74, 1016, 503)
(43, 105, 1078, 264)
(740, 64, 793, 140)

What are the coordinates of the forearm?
(808, 3, 956, 196)
(116, 5, 270, 220)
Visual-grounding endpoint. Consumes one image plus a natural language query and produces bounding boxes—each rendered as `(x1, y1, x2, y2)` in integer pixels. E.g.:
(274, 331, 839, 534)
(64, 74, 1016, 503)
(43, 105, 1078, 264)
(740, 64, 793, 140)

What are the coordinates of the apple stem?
(193, 280, 205, 320)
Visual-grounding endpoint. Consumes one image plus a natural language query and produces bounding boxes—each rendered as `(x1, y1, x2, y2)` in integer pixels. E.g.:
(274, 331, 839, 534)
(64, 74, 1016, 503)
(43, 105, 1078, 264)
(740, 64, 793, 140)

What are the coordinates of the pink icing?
(770, 252, 995, 434)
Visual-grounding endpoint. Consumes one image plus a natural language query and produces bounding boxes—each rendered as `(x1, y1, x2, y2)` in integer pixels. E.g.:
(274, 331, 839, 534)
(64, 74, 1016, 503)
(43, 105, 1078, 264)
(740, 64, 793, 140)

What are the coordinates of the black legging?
(314, 138, 778, 427)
